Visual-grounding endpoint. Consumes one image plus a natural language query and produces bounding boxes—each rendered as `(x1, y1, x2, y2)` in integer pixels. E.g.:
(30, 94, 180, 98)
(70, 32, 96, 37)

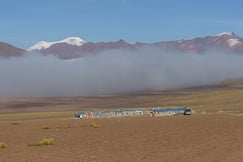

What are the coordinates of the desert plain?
(1, 79, 243, 162)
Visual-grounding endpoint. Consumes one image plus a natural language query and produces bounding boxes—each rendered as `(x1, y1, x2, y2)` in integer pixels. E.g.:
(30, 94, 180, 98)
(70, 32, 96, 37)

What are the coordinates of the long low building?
(74, 107, 191, 119)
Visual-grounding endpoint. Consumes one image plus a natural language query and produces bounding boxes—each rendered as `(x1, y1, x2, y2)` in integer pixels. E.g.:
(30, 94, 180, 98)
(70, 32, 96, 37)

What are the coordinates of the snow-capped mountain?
(32, 38, 135, 59)
(27, 32, 243, 59)
(27, 37, 86, 51)
(217, 32, 235, 36)
(149, 32, 243, 53)
(1, 32, 243, 59)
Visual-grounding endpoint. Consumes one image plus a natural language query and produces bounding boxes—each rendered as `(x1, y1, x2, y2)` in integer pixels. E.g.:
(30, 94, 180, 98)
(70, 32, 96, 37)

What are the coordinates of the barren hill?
(0, 42, 25, 57)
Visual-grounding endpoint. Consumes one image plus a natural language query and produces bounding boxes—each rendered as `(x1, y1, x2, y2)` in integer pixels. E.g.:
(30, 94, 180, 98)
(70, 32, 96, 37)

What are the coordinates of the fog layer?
(1, 48, 243, 97)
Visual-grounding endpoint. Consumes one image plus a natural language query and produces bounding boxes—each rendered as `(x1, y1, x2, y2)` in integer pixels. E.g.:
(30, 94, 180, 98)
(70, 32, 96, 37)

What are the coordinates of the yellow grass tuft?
(11, 122, 20, 125)
(42, 126, 50, 130)
(28, 138, 55, 146)
(55, 125, 71, 129)
(89, 123, 100, 128)
(0, 142, 7, 149)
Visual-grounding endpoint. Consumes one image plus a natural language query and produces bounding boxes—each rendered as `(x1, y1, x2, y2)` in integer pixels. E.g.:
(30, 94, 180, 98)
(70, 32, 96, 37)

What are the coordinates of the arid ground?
(1, 79, 243, 162)
(0, 114, 243, 162)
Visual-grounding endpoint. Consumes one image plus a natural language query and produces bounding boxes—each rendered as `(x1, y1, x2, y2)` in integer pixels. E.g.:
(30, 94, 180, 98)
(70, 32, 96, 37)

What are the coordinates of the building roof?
(153, 107, 190, 112)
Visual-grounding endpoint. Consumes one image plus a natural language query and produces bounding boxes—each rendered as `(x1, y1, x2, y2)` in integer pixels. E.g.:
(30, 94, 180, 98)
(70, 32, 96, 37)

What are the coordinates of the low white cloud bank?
(1, 48, 243, 97)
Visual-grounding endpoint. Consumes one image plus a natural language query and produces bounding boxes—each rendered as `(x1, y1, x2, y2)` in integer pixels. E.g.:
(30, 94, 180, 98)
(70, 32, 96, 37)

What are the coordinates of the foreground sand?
(0, 114, 243, 162)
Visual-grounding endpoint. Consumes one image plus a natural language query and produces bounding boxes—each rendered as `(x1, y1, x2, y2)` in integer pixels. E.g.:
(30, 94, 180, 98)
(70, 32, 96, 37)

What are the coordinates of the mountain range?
(1, 32, 243, 59)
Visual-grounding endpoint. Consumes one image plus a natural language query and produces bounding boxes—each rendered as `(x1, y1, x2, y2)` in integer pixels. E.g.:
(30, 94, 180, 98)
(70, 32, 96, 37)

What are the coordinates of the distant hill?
(0, 42, 26, 58)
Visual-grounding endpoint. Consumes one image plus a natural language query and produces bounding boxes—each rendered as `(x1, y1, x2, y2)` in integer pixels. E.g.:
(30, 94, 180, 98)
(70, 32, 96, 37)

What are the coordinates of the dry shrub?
(11, 122, 20, 125)
(89, 123, 100, 128)
(28, 138, 55, 146)
(42, 126, 50, 130)
(56, 125, 71, 129)
(81, 124, 88, 127)
(0, 142, 7, 149)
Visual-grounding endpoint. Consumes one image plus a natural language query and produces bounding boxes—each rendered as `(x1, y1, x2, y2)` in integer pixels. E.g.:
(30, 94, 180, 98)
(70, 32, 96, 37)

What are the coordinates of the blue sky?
(1, 0, 243, 49)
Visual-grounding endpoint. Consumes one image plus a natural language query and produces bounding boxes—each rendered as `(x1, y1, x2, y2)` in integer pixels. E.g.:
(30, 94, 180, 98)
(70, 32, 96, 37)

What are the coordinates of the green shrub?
(0, 142, 7, 149)
(28, 138, 55, 146)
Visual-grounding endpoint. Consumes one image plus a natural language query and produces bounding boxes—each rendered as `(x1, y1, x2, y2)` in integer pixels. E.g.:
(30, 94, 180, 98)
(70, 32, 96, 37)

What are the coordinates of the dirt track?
(0, 114, 243, 162)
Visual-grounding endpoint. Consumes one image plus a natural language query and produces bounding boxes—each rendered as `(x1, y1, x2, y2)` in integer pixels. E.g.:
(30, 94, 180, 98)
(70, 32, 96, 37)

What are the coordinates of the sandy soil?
(0, 114, 243, 162)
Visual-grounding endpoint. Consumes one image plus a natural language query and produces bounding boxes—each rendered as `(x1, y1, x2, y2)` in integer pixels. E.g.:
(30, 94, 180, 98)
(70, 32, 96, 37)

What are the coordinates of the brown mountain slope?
(0, 42, 26, 58)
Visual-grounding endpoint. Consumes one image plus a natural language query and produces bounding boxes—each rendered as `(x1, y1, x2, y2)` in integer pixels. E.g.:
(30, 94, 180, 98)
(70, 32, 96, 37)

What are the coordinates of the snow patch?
(227, 38, 241, 47)
(217, 32, 235, 36)
(27, 37, 86, 51)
